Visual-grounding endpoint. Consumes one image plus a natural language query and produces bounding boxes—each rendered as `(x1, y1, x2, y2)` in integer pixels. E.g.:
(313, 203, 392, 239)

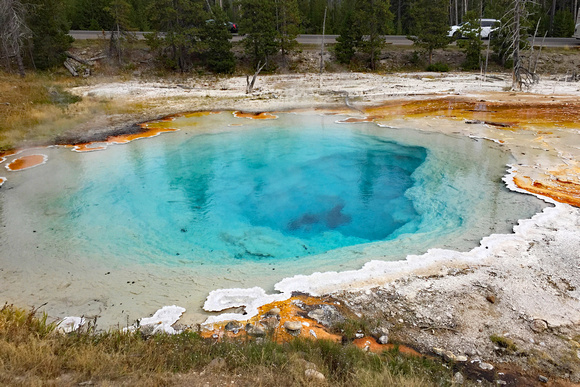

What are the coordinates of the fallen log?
(64, 60, 78, 77)
(89, 55, 108, 61)
(65, 51, 92, 66)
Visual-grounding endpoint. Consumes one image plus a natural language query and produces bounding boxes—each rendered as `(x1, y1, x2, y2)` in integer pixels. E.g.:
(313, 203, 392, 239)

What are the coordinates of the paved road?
(69, 30, 579, 47)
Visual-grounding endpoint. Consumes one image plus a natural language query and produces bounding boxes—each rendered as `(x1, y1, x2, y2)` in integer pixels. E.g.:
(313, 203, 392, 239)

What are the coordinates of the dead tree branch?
(0, 0, 31, 77)
(246, 60, 267, 94)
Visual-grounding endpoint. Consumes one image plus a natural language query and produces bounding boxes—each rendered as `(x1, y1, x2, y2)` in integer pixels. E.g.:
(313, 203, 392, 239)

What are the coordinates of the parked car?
(448, 18, 500, 39)
(227, 22, 238, 33)
(206, 19, 238, 33)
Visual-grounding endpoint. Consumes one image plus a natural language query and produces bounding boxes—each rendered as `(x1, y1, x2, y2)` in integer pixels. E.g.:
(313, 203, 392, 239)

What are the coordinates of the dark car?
(206, 19, 238, 33)
(227, 22, 238, 33)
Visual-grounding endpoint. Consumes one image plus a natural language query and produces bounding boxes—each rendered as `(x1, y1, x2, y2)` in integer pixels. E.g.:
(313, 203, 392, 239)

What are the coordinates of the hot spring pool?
(0, 111, 548, 326)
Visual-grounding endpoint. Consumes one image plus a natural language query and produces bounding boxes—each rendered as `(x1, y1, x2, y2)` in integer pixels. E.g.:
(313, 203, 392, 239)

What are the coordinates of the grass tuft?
(490, 334, 518, 353)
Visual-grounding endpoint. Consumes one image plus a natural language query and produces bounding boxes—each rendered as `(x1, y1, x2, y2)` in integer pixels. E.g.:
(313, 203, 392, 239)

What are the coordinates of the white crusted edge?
(202, 287, 291, 325)
(57, 316, 86, 333)
(125, 305, 186, 335)
(201, 165, 570, 325)
(4, 154, 48, 171)
(69, 128, 180, 153)
(0, 177, 5, 186)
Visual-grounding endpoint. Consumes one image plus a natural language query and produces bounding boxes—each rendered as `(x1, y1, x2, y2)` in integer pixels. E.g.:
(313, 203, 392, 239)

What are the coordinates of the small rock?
(284, 321, 302, 332)
(455, 355, 468, 363)
(307, 304, 345, 326)
(443, 350, 457, 362)
(260, 316, 279, 329)
(294, 359, 317, 370)
(355, 332, 364, 339)
(309, 329, 317, 338)
(304, 369, 325, 381)
(479, 362, 494, 371)
(265, 307, 280, 317)
(486, 295, 496, 304)
(531, 319, 548, 333)
(371, 326, 389, 339)
(225, 321, 242, 331)
(246, 323, 265, 337)
(432, 347, 445, 356)
(206, 357, 226, 371)
(453, 372, 464, 385)
(139, 324, 156, 337)
(538, 375, 548, 383)
(377, 335, 389, 345)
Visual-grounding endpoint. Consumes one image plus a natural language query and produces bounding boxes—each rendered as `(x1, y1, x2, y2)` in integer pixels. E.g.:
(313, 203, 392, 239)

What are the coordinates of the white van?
(448, 19, 500, 39)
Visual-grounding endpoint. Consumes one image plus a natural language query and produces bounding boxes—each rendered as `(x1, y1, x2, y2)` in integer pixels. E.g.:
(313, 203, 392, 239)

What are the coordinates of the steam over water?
(0, 112, 548, 325)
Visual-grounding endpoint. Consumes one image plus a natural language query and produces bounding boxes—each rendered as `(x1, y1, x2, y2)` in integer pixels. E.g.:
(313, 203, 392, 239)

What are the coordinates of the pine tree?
(25, 0, 73, 70)
(408, 0, 451, 65)
(106, 0, 134, 63)
(240, 0, 279, 68)
(70, 0, 113, 30)
(202, 7, 235, 73)
(146, 0, 206, 71)
(457, 10, 483, 70)
(334, 0, 360, 64)
(276, 0, 301, 59)
(355, 0, 393, 70)
(334, 0, 393, 69)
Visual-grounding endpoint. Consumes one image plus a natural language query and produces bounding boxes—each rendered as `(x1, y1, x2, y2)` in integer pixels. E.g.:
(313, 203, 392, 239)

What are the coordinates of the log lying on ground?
(63, 59, 78, 77)
(65, 51, 92, 66)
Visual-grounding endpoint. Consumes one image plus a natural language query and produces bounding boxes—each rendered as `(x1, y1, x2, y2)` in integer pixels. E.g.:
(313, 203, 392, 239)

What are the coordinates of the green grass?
(490, 334, 518, 353)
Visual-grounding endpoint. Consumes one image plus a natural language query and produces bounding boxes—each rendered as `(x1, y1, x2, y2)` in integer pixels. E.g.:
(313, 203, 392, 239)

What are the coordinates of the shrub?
(426, 62, 449, 72)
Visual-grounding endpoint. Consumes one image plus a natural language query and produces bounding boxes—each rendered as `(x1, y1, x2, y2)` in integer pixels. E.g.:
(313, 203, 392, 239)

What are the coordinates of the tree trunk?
(549, 0, 556, 35)
(512, 0, 521, 90)
(246, 60, 267, 94)
(15, 41, 25, 77)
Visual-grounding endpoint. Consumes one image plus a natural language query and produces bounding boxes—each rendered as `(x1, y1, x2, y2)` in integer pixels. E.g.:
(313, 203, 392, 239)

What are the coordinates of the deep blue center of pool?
(67, 124, 426, 261)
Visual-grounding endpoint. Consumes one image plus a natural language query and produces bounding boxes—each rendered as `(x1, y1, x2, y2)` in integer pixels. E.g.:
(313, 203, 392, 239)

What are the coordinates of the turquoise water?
(63, 125, 426, 262)
(0, 111, 548, 325)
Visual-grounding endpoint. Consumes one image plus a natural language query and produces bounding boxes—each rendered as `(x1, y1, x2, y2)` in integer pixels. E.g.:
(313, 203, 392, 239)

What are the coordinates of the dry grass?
(0, 72, 88, 151)
(0, 71, 152, 152)
(0, 304, 461, 386)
